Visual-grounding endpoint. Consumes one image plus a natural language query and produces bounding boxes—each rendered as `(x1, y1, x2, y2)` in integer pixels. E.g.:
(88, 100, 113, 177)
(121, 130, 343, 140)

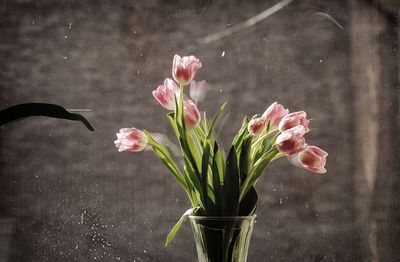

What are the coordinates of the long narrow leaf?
(239, 186, 258, 216)
(206, 102, 227, 139)
(222, 145, 240, 216)
(233, 116, 250, 150)
(143, 131, 186, 188)
(239, 136, 253, 185)
(165, 208, 196, 246)
(212, 142, 223, 215)
(201, 144, 212, 213)
(240, 147, 279, 200)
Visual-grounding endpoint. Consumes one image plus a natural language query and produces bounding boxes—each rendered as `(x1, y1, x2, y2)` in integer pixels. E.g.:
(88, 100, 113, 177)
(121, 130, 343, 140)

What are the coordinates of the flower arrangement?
(114, 55, 327, 248)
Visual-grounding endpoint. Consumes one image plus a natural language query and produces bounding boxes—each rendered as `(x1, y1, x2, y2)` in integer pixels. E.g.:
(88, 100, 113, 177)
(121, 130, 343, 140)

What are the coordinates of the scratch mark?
(315, 12, 344, 30)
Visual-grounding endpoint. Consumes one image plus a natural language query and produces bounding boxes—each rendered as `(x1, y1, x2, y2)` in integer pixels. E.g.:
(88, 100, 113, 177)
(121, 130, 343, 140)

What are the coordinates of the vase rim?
(189, 214, 257, 220)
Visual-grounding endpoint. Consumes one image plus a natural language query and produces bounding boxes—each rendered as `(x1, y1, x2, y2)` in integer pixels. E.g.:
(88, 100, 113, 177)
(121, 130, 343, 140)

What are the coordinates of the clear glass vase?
(189, 215, 256, 262)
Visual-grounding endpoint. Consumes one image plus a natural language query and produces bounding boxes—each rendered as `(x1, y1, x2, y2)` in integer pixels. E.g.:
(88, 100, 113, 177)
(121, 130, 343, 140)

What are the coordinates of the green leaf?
(239, 186, 258, 216)
(186, 133, 202, 172)
(165, 208, 195, 246)
(206, 102, 227, 139)
(201, 143, 212, 212)
(202, 111, 209, 134)
(222, 145, 240, 216)
(143, 131, 186, 188)
(182, 149, 202, 193)
(0, 103, 94, 131)
(240, 147, 279, 200)
(254, 139, 269, 163)
(239, 136, 253, 185)
(173, 90, 202, 188)
(232, 116, 250, 151)
(212, 142, 223, 215)
(167, 113, 180, 139)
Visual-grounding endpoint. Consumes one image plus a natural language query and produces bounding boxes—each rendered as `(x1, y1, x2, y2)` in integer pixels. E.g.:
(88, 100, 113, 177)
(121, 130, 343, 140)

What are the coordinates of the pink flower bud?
(261, 102, 289, 131)
(189, 80, 209, 103)
(172, 54, 202, 85)
(276, 125, 307, 156)
(297, 146, 328, 174)
(248, 117, 267, 136)
(114, 128, 148, 152)
(152, 78, 179, 110)
(183, 100, 201, 130)
(279, 111, 309, 132)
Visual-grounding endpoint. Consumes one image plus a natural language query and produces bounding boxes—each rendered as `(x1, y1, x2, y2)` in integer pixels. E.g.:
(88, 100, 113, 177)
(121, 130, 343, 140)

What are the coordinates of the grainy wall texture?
(0, 0, 399, 261)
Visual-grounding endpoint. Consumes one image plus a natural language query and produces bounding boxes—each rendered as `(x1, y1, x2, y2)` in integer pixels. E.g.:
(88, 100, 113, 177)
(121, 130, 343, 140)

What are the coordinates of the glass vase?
(189, 215, 256, 262)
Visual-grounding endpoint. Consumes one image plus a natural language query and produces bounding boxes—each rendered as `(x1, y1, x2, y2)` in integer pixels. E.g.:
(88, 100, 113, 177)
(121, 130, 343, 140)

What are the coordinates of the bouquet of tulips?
(114, 55, 328, 246)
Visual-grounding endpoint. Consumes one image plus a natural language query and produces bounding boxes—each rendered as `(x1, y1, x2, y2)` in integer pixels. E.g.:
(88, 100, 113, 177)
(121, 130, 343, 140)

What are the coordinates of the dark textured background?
(0, 0, 399, 261)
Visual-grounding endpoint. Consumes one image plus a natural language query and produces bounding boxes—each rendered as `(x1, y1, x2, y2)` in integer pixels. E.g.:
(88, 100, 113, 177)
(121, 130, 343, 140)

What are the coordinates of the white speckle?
(279, 197, 283, 204)
(64, 35, 68, 39)
(68, 22, 72, 29)
(32, 20, 36, 24)
(319, 59, 323, 63)
(143, 250, 147, 253)
(62, 56, 68, 60)
(221, 51, 225, 57)
(35, 175, 39, 178)
(136, 70, 140, 74)
(219, 89, 223, 93)
(116, 257, 121, 261)
(75, 245, 79, 249)
(305, 201, 309, 208)
(80, 212, 84, 224)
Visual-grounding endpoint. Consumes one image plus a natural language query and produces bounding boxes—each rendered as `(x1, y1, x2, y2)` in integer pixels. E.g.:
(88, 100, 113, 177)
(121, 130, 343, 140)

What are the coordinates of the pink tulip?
(248, 117, 267, 136)
(279, 111, 309, 132)
(183, 100, 201, 130)
(172, 54, 202, 85)
(114, 128, 148, 152)
(297, 146, 328, 174)
(189, 80, 209, 103)
(276, 125, 307, 156)
(152, 78, 179, 110)
(261, 102, 289, 131)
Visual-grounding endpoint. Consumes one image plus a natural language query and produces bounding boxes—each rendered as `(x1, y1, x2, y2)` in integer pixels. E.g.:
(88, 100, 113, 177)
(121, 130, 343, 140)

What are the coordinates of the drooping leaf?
(0, 103, 94, 131)
(165, 208, 196, 246)
(222, 145, 240, 216)
(143, 131, 186, 189)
